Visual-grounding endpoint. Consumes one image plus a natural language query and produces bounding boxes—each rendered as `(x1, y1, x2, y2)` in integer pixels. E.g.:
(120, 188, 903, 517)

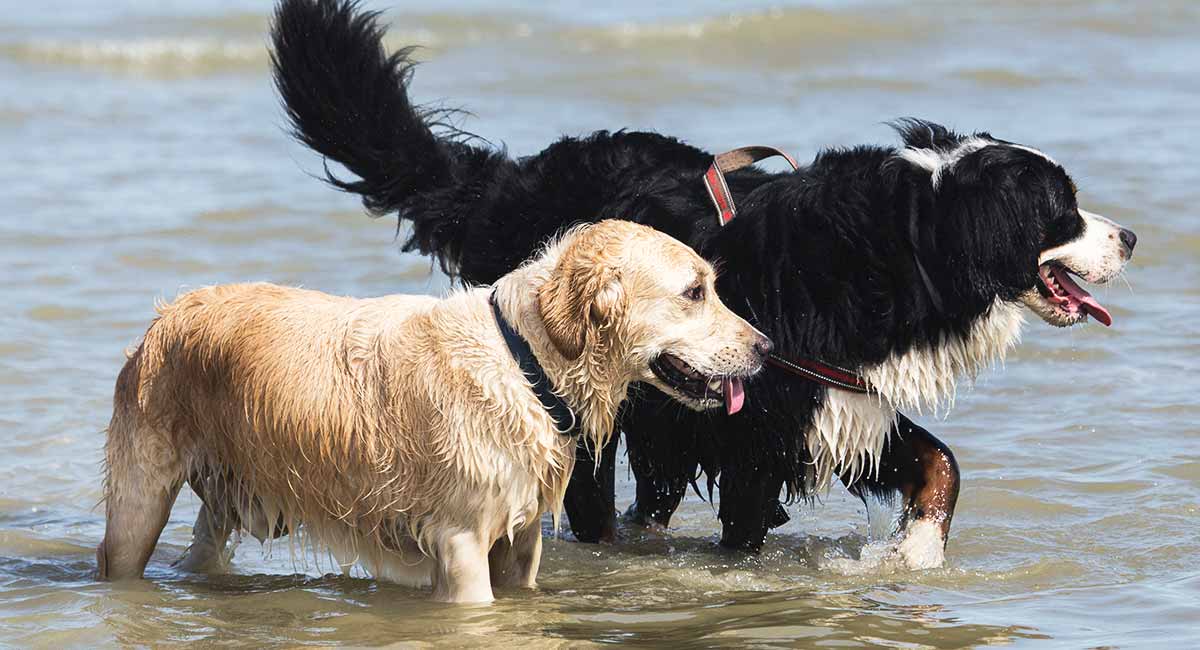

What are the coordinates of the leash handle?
(704, 146, 800, 226)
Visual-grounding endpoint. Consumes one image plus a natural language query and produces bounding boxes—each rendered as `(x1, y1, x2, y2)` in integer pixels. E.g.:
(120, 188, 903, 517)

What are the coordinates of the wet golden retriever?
(97, 220, 772, 602)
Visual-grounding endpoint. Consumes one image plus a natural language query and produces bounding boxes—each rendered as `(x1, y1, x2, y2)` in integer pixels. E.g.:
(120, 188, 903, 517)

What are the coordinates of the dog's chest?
(487, 437, 576, 538)
(806, 390, 893, 488)
(862, 300, 1025, 412)
(804, 300, 1025, 487)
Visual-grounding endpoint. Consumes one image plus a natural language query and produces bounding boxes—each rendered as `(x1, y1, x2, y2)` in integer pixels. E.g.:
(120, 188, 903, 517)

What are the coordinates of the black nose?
(1119, 228, 1137, 256)
(754, 336, 774, 358)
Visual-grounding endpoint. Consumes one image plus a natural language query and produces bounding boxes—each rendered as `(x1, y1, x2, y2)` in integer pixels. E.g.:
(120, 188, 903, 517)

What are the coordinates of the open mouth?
(1037, 262, 1112, 326)
(650, 353, 747, 415)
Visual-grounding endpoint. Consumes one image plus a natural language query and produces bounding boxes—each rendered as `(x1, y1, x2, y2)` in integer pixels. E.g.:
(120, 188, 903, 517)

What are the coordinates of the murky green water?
(1, 1, 1197, 646)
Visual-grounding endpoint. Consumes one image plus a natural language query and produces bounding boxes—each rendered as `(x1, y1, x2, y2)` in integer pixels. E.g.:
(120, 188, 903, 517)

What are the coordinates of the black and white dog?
(270, 0, 1136, 567)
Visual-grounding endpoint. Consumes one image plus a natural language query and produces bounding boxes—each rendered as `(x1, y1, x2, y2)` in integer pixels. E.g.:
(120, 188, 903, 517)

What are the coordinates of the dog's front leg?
(842, 412, 960, 569)
(431, 531, 494, 603)
(488, 524, 542, 589)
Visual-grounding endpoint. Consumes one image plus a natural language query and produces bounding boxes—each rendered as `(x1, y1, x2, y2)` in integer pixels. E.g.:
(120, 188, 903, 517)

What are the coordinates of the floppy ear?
(537, 229, 626, 360)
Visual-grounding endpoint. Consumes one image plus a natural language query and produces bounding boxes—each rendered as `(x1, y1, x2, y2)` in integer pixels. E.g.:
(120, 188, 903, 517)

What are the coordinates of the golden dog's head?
(538, 220, 771, 415)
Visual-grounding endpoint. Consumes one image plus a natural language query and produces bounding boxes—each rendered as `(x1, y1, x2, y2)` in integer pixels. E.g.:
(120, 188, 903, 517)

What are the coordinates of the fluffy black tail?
(271, 0, 491, 269)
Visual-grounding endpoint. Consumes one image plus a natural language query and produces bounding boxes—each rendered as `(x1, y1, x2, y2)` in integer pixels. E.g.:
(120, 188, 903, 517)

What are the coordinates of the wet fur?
(270, 0, 1134, 555)
(97, 221, 765, 601)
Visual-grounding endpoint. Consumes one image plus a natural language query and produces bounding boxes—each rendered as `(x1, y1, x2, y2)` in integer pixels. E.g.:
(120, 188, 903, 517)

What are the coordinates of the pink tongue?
(1050, 266, 1112, 326)
(723, 377, 745, 415)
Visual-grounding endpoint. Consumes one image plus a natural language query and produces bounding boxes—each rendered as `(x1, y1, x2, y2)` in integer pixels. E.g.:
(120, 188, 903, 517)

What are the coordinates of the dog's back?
(130, 283, 436, 433)
(127, 284, 439, 473)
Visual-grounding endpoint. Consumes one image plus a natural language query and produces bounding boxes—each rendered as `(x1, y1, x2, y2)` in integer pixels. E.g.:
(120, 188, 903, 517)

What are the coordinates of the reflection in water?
(0, 546, 1046, 647)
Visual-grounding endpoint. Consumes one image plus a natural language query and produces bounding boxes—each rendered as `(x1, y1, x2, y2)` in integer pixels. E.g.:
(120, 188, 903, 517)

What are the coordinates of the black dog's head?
(894, 119, 1136, 327)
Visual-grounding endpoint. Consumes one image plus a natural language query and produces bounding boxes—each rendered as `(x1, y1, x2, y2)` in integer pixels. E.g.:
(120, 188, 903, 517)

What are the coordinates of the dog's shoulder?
(391, 289, 555, 427)
(397, 288, 510, 372)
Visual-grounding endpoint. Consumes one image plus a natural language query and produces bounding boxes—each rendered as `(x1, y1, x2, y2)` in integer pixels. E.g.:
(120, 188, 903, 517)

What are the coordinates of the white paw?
(894, 519, 946, 570)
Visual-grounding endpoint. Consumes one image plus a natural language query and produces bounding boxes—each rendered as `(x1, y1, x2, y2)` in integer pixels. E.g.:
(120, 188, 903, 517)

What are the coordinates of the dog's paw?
(894, 519, 946, 570)
(620, 503, 669, 533)
(171, 536, 238, 574)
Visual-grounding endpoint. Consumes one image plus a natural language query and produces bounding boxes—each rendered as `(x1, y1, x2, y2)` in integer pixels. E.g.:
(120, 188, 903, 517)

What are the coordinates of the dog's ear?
(538, 228, 627, 360)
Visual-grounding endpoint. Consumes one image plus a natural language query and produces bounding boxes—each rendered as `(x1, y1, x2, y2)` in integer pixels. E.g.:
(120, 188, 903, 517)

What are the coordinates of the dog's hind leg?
(563, 436, 618, 543)
(173, 502, 234, 572)
(716, 465, 787, 552)
(173, 472, 238, 573)
(97, 441, 183, 579)
(97, 365, 184, 580)
(842, 412, 959, 569)
(622, 401, 701, 531)
(626, 466, 690, 531)
(431, 530, 493, 603)
(488, 523, 542, 590)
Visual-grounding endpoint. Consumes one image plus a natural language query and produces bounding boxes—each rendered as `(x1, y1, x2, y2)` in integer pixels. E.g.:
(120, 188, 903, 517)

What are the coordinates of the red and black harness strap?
(703, 146, 873, 395)
(703, 146, 800, 226)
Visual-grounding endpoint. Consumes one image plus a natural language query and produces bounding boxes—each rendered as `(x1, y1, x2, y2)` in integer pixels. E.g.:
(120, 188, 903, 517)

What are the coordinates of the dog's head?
(896, 119, 1136, 327)
(538, 220, 771, 415)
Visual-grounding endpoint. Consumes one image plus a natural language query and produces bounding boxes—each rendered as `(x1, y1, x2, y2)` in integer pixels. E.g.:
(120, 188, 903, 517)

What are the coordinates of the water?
(1, 0, 1197, 646)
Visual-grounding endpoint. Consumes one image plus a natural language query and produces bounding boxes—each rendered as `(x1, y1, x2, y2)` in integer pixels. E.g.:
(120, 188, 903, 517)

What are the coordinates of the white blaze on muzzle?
(1035, 209, 1132, 326)
(1039, 209, 1128, 282)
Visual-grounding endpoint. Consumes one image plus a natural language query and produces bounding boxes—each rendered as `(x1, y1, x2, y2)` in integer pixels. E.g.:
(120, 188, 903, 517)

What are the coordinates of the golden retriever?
(97, 220, 772, 602)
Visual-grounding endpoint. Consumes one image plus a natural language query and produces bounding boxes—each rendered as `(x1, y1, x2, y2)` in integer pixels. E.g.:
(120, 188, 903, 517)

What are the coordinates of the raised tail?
(271, 0, 501, 270)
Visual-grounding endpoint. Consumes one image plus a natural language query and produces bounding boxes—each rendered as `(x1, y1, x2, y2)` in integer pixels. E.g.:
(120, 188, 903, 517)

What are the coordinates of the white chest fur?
(805, 300, 1025, 489)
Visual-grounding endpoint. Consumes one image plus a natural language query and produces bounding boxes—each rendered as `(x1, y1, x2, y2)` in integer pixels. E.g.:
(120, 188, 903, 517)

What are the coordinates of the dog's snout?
(1118, 228, 1137, 257)
(753, 335, 774, 358)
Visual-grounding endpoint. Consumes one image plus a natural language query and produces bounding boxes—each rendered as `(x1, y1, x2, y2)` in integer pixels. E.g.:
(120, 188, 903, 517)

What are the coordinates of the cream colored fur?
(97, 220, 766, 602)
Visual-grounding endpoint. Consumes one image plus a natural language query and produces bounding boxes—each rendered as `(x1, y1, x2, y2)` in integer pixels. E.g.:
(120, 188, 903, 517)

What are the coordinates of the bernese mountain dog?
(269, 0, 1136, 567)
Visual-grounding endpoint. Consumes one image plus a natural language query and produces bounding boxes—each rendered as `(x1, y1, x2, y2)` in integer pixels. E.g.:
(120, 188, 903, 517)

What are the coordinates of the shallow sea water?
(0, 0, 1197, 647)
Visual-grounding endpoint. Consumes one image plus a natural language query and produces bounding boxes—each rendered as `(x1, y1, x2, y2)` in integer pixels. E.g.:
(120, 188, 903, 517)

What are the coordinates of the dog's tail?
(271, 0, 497, 270)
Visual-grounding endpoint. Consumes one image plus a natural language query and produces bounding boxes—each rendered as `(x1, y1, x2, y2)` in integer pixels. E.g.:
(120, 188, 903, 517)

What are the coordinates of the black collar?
(490, 292, 578, 437)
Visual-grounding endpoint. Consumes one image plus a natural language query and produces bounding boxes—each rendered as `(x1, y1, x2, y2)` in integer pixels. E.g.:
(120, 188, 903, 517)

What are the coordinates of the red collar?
(703, 147, 872, 395)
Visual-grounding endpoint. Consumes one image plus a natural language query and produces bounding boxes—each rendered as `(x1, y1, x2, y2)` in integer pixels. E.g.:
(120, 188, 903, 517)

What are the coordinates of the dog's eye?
(683, 284, 704, 301)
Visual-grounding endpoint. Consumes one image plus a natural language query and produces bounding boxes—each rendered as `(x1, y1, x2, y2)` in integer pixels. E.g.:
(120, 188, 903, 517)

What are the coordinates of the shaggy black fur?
(271, 0, 1097, 550)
